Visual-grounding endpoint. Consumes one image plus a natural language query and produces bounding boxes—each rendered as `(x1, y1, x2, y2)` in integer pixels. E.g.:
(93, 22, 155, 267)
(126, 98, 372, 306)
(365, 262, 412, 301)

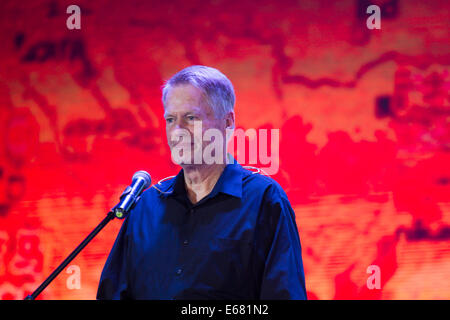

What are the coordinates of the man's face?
(164, 84, 228, 166)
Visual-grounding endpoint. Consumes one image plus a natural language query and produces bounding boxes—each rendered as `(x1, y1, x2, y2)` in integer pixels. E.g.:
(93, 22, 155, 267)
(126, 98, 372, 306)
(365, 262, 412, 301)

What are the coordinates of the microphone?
(113, 170, 152, 219)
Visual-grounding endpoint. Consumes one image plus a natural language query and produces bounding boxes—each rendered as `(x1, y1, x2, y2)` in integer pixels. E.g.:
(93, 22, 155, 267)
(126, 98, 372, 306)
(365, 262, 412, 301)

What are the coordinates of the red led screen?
(0, 0, 449, 299)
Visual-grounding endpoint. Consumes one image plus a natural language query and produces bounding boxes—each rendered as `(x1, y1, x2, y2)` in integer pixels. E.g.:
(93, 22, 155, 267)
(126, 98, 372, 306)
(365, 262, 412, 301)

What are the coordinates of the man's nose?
(171, 117, 194, 134)
(169, 122, 192, 143)
(173, 121, 183, 130)
(173, 117, 187, 130)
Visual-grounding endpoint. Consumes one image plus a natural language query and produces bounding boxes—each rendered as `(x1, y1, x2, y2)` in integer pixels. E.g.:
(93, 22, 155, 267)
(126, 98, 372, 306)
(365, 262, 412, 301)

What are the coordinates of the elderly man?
(97, 65, 307, 300)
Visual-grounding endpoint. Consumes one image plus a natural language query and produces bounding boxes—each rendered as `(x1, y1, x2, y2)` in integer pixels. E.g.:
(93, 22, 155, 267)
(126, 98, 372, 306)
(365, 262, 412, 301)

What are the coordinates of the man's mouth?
(171, 141, 194, 148)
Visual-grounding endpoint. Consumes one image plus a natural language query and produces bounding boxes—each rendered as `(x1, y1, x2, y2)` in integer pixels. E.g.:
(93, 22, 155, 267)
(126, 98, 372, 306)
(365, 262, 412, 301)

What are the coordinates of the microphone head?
(132, 170, 152, 188)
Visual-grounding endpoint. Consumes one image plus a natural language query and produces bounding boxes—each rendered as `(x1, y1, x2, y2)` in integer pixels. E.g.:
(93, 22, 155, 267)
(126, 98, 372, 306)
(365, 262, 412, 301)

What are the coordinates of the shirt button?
(189, 208, 195, 214)
(176, 268, 183, 275)
(183, 239, 189, 245)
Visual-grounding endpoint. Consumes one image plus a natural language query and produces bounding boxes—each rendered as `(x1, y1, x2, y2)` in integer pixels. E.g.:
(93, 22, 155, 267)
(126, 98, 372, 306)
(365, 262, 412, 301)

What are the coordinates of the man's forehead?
(164, 104, 203, 116)
(164, 84, 213, 115)
(166, 84, 204, 102)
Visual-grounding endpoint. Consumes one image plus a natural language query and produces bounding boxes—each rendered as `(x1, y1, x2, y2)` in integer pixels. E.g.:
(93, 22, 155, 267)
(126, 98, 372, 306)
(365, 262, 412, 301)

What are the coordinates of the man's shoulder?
(240, 166, 287, 200)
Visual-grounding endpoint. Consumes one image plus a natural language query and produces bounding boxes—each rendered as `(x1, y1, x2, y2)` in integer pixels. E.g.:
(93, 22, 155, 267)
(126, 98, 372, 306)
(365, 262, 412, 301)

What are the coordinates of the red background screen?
(0, 0, 449, 299)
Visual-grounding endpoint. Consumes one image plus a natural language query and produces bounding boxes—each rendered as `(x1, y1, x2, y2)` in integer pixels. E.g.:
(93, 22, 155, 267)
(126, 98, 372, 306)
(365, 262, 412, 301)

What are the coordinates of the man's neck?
(182, 163, 226, 204)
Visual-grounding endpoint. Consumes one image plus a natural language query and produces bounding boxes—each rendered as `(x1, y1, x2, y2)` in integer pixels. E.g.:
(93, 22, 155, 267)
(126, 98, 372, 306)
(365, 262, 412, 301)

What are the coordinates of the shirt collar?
(160, 158, 243, 200)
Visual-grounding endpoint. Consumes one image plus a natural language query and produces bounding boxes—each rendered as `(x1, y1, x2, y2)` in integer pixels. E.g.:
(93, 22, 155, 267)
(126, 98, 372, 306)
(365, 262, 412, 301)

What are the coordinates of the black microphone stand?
(24, 209, 119, 300)
(24, 171, 150, 300)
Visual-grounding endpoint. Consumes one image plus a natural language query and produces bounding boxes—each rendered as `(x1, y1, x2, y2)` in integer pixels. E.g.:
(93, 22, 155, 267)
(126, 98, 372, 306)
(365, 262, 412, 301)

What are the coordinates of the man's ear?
(224, 111, 235, 144)
(225, 111, 235, 129)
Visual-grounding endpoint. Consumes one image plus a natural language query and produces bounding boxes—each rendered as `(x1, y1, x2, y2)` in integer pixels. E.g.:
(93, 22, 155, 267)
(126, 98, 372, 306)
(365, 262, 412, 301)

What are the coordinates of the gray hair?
(161, 65, 235, 119)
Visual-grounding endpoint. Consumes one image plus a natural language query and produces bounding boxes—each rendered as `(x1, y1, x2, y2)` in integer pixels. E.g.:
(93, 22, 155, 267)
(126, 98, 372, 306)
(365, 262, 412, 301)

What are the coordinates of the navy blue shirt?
(97, 161, 307, 300)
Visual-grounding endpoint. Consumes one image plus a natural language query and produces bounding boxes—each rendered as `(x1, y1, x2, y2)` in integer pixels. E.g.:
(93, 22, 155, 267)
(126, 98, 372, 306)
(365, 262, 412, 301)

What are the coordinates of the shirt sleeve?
(257, 183, 307, 300)
(96, 215, 132, 300)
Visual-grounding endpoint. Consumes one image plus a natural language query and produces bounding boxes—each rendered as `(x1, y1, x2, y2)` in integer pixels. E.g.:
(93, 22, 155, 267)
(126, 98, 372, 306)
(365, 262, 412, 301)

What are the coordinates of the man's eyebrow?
(164, 109, 201, 118)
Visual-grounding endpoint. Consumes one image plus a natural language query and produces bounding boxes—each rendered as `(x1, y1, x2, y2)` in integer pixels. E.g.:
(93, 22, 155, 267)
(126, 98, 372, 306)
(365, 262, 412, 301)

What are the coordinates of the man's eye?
(187, 116, 196, 121)
(165, 118, 174, 123)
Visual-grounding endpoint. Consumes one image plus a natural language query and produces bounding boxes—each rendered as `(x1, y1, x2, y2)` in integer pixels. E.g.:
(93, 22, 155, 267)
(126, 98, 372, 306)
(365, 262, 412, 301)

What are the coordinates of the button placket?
(176, 207, 193, 278)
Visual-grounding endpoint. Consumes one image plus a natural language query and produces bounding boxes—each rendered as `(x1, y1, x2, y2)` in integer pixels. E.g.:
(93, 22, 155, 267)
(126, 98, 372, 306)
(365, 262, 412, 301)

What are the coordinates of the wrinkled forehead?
(164, 84, 214, 116)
